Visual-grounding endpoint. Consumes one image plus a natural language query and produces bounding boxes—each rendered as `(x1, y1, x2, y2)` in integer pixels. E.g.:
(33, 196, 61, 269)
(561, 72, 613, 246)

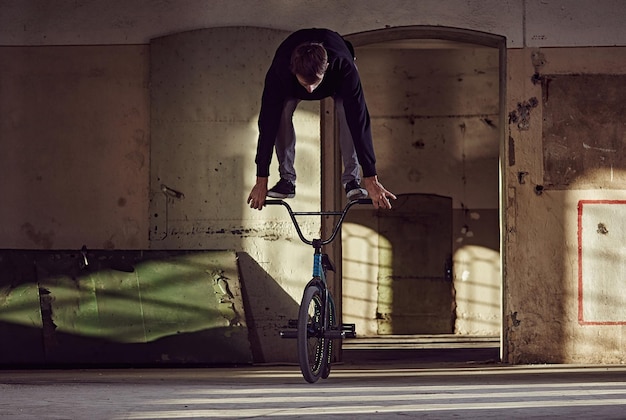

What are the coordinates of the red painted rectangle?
(578, 200, 626, 325)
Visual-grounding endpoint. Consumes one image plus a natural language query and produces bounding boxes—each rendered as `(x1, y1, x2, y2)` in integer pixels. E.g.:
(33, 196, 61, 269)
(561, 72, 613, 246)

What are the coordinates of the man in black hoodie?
(247, 28, 396, 210)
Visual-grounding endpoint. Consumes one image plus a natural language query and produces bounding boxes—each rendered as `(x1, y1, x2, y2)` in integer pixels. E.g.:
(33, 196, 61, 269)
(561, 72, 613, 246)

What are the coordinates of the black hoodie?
(255, 28, 377, 179)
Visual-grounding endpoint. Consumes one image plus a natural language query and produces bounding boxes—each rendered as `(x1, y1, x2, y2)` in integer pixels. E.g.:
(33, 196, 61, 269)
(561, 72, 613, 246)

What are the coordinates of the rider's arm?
(336, 59, 377, 178)
(255, 66, 287, 178)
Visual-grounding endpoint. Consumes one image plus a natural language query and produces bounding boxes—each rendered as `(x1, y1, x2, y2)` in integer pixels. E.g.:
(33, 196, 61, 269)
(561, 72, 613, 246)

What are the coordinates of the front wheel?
(297, 285, 327, 383)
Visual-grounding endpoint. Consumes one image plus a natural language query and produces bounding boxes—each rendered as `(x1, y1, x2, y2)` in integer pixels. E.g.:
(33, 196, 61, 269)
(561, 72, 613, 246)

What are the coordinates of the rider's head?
(290, 42, 329, 93)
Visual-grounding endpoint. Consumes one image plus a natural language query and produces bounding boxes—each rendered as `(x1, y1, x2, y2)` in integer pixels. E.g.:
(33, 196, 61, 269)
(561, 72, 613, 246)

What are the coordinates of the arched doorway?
(321, 26, 506, 361)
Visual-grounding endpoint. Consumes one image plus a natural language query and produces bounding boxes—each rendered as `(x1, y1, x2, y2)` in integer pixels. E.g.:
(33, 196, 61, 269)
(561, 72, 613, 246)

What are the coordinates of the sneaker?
(345, 180, 368, 200)
(267, 178, 295, 199)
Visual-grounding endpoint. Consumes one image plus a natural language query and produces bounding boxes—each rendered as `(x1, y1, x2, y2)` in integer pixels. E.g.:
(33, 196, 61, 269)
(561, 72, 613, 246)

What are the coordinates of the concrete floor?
(2, 359, 626, 419)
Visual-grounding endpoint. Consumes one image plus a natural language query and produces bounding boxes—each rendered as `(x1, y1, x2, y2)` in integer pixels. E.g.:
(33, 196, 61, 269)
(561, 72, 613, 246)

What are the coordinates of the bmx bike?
(265, 198, 372, 383)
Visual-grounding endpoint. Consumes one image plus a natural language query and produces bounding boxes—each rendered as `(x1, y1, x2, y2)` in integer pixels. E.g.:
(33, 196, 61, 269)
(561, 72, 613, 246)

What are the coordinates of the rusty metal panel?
(543, 74, 626, 189)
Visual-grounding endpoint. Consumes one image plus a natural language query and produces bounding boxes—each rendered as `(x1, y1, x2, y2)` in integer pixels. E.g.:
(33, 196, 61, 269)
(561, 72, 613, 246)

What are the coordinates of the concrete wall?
(0, 45, 150, 250)
(505, 46, 626, 364)
(2, 0, 626, 364)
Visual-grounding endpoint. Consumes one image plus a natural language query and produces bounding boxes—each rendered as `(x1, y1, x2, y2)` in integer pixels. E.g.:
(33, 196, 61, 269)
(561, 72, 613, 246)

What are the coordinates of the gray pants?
(275, 97, 361, 185)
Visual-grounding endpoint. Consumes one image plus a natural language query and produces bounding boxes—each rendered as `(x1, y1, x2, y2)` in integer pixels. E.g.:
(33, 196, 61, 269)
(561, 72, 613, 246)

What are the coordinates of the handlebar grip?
(264, 199, 285, 206)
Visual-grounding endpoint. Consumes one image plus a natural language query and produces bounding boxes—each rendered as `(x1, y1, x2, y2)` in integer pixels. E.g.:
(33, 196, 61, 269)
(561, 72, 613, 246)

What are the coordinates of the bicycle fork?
(279, 250, 356, 340)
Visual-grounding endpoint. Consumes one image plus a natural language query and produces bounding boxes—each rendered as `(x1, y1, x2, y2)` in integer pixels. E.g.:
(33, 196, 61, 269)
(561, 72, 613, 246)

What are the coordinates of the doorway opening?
(322, 26, 506, 363)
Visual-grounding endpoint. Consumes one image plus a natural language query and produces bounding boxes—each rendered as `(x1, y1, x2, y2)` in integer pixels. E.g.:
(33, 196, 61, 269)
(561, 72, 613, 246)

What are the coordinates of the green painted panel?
(0, 282, 42, 328)
(0, 250, 251, 366)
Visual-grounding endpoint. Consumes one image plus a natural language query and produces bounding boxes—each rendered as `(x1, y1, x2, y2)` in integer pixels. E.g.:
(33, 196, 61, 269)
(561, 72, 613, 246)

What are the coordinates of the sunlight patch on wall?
(342, 222, 389, 336)
(243, 104, 323, 299)
(453, 245, 500, 335)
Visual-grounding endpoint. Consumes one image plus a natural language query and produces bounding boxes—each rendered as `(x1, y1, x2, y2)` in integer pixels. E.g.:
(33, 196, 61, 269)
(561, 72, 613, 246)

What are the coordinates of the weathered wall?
(505, 46, 626, 364)
(0, 45, 150, 250)
(1, 0, 626, 365)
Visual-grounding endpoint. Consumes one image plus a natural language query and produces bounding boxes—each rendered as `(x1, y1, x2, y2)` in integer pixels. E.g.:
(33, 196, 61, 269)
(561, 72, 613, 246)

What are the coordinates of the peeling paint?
(510, 311, 521, 327)
(508, 97, 538, 131)
(517, 171, 529, 184)
(508, 135, 516, 166)
(38, 287, 57, 348)
(211, 270, 243, 327)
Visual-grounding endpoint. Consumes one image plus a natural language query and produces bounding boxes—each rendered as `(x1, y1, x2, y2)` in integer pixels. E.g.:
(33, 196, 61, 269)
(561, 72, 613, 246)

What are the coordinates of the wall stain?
(508, 97, 538, 131)
(411, 139, 425, 149)
(597, 223, 609, 235)
(125, 150, 145, 169)
(510, 311, 521, 327)
(408, 168, 422, 183)
(482, 118, 497, 128)
(21, 223, 54, 249)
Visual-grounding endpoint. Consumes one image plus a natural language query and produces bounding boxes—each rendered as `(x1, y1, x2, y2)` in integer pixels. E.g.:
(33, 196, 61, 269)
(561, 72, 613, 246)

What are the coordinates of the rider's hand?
(363, 175, 396, 209)
(247, 177, 269, 210)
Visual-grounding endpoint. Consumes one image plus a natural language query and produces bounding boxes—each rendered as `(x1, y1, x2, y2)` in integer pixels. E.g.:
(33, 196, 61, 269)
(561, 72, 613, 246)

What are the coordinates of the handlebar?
(265, 198, 372, 247)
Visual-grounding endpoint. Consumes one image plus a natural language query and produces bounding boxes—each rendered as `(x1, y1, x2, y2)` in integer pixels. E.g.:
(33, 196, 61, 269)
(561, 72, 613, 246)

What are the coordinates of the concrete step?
(342, 335, 500, 364)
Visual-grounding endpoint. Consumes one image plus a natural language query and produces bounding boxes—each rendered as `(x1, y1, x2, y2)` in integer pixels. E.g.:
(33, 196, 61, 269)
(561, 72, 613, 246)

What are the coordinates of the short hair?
(290, 42, 328, 84)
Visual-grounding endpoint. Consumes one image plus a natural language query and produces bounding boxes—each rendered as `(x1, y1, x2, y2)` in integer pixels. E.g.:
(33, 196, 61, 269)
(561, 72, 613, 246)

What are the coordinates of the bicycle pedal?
(324, 330, 346, 339)
(342, 323, 356, 338)
(279, 330, 297, 339)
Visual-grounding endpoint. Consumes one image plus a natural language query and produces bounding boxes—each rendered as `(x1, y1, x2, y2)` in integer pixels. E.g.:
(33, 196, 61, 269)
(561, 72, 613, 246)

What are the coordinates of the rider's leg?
(274, 98, 300, 183)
